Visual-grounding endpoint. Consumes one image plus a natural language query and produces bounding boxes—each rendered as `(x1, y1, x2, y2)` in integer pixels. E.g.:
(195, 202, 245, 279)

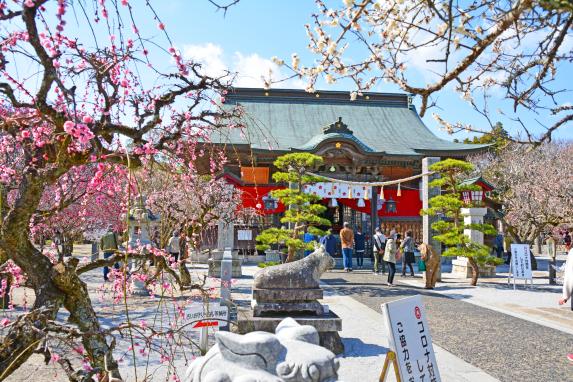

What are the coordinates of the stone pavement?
(321, 269, 573, 382)
(233, 265, 500, 382)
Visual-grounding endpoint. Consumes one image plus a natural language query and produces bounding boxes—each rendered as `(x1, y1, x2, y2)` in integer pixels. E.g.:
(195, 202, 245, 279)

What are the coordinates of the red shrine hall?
(202, 88, 489, 256)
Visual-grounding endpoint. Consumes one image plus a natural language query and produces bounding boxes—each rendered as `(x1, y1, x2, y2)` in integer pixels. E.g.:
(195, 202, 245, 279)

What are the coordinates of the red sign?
(192, 321, 219, 329)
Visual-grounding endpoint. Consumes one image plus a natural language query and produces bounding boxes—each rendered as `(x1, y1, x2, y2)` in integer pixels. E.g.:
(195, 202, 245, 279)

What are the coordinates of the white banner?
(510, 244, 532, 280)
(381, 295, 441, 382)
(237, 229, 252, 241)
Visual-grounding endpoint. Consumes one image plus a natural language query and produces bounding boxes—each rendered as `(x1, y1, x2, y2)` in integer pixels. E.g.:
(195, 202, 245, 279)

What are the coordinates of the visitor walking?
(320, 230, 337, 257)
(340, 222, 354, 272)
(494, 232, 504, 258)
(167, 231, 181, 263)
(100, 225, 120, 282)
(419, 243, 440, 289)
(558, 247, 573, 362)
(384, 234, 398, 286)
(354, 228, 365, 269)
(400, 231, 415, 277)
(372, 227, 387, 274)
(564, 230, 572, 252)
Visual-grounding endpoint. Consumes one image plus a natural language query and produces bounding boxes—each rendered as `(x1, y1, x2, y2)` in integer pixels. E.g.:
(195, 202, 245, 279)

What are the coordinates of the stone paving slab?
(321, 269, 573, 382)
(399, 276, 573, 336)
(324, 294, 499, 382)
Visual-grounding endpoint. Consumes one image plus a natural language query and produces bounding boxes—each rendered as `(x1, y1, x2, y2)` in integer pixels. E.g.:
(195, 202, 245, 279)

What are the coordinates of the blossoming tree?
(472, 142, 573, 248)
(285, 0, 573, 143)
(0, 1, 239, 380)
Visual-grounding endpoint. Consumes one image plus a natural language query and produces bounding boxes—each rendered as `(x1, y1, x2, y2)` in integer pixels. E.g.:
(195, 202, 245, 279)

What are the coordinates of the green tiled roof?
(215, 88, 489, 157)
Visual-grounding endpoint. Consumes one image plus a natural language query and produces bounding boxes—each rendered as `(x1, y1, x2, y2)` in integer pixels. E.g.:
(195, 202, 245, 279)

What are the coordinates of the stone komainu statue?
(186, 317, 340, 382)
(254, 245, 335, 290)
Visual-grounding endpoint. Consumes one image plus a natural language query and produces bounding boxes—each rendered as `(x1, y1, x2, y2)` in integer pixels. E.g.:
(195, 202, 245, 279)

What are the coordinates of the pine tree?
(422, 159, 502, 285)
(256, 153, 330, 262)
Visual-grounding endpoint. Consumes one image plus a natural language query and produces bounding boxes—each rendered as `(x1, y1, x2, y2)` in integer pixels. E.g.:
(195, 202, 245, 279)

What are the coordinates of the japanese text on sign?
(186, 303, 229, 330)
(382, 295, 441, 382)
(511, 244, 532, 280)
(237, 230, 252, 241)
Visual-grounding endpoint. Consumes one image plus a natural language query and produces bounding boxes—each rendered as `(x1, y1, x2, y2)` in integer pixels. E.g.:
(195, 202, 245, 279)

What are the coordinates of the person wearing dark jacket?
(320, 231, 337, 257)
(400, 230, 416, 277)
(354, 228, 365, 269)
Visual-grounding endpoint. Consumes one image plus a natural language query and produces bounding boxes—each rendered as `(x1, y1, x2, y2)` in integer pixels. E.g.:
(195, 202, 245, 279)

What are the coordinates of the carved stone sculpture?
(254, 246, 335, 290)
(251, 246, 334, 316)
(186, 318, 340, 382)
(238, 246, 343, 354)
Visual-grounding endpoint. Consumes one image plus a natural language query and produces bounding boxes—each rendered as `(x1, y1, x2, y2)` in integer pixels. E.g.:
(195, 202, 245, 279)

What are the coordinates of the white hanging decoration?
(328, 198, 338, 208)
(380, 185, 385, 200)
(377, 198, 384, 210)
(357, 198, 366, 208)
(397, 183, 402, 197)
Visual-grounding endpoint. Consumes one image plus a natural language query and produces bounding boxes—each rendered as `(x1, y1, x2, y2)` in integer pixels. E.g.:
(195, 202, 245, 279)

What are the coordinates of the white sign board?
(381, 295, 441, 382)
(186, 303, 229, 330)
(237, 229, 252, 241)
(509, 244, 533, 289)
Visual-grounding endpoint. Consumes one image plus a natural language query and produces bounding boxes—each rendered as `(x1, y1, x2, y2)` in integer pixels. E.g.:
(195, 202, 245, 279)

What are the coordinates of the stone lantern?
(126, 196, 160, 250)
(451, 190, 495, 278)
(125, 196, 160, 294)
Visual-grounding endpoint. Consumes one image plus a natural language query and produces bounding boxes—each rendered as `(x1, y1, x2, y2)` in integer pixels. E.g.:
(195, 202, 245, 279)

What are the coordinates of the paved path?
(321, 270, 573, 382)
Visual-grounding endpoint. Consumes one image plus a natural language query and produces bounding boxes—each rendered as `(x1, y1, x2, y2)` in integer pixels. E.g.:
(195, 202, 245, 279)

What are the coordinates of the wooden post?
(379, 351, 401, 382)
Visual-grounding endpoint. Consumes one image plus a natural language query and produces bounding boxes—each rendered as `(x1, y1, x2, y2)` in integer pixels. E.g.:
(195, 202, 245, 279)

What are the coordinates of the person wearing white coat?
(558, 248, 573, 363)
(559, 248, 573, 310)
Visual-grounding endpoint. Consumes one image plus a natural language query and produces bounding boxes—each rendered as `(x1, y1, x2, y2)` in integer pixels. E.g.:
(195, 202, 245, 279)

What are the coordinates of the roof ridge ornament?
(322, 117, 353, 135)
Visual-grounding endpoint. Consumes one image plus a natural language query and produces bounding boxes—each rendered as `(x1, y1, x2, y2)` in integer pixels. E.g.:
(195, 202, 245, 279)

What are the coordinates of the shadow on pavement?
(340, 337, 388, 357)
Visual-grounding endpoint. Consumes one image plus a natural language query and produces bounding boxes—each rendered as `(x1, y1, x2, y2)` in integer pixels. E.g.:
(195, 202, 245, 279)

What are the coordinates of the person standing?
(389, 227, 397, 240)
(383, 234, 398, 286)
(320, 230, 337, 257)
(354, 227, 365, 269)
(372, 227, 387, 274)
(340, 222, 354, 272)
(494, 232, 504, 258)
(558, 247, 573, 362)
(564, 230, 572, 252)
(503, 234, 513, 264)
(419, 243, 440, 289)
(100, 225, 119, 282)
(400, 231, 415, 277)
(167, 231, 181, 263)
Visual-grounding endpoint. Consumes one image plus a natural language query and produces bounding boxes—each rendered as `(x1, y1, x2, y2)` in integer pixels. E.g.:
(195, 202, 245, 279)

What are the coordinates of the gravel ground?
(321, 269, 573, 382)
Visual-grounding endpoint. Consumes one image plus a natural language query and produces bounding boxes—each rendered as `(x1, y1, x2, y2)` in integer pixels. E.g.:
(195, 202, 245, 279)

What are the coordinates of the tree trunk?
(468, 257, 479, 286)
(0, 176, 122, 380)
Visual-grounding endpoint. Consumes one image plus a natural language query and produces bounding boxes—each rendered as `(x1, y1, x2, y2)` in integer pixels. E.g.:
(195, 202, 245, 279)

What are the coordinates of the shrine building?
(206, 88, 489, 256)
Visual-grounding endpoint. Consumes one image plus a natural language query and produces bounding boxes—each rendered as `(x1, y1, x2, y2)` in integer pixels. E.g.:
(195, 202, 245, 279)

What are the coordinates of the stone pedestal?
(239, 247, 344, 354)
(236, 308, 344, 355)
(451, 257, 496, 278)
(208, 249, 242, 278)
(252, 288, 325, 316)
(451, 207, 496, 278)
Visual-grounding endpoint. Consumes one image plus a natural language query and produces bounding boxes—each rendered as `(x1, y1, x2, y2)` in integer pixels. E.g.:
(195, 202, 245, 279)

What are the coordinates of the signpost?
(507, 244, 533, 289)
(380, 295, 441, 382)
(187, 303, 229, 354)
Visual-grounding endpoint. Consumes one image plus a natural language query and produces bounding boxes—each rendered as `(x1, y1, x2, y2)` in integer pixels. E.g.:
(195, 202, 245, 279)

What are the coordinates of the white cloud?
(182, 42, 228, 78)
(182, 43, 304, 89)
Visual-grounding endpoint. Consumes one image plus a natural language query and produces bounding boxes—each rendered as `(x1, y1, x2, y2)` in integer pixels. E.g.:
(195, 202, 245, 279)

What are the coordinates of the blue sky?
(63, 0, 573, 142)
